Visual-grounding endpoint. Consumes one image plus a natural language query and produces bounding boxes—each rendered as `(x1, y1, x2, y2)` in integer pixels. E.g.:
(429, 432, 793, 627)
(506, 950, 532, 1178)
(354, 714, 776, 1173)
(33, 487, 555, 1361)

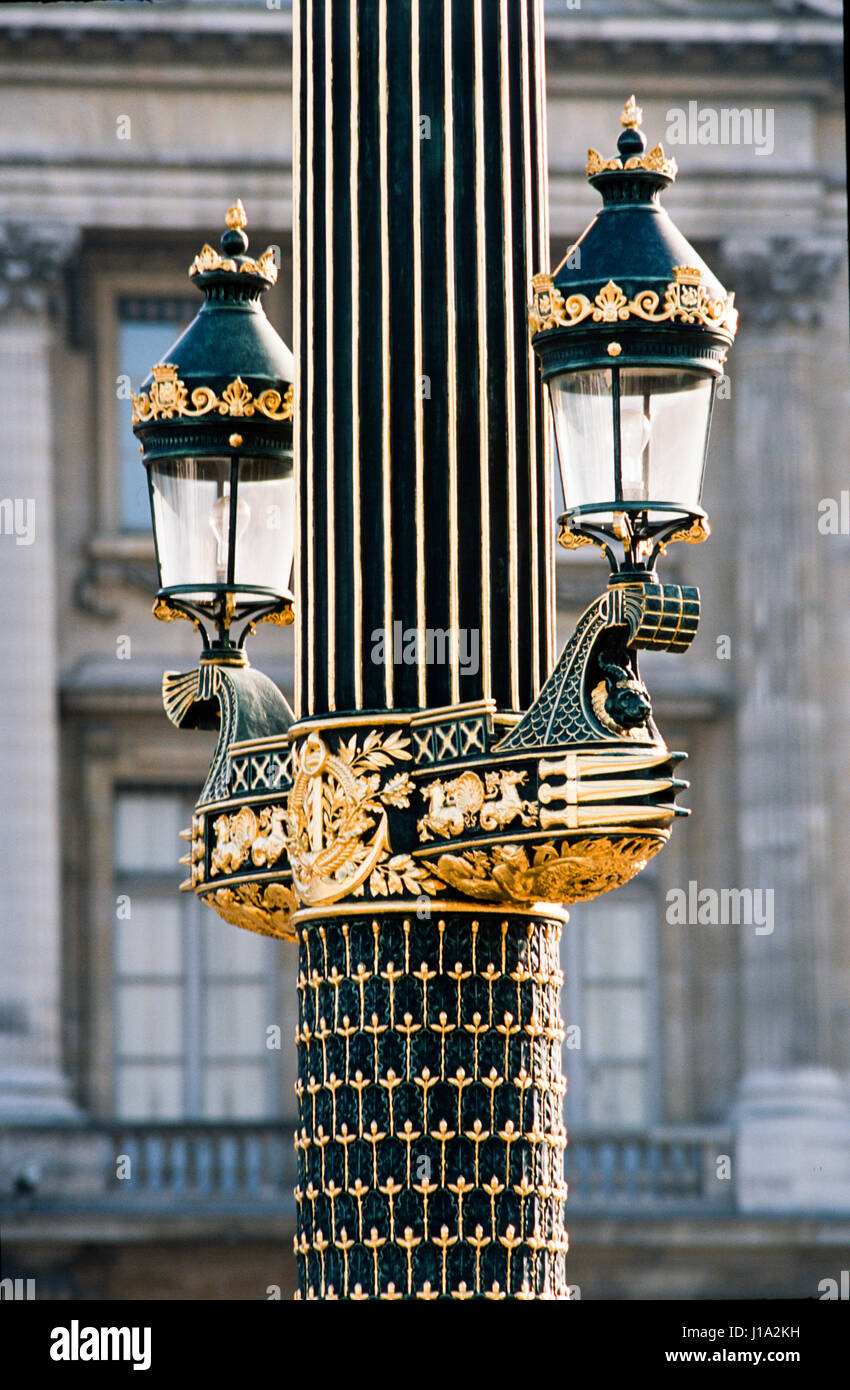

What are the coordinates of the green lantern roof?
(132, 201, 294, 462)
(529, 99, 737, 377)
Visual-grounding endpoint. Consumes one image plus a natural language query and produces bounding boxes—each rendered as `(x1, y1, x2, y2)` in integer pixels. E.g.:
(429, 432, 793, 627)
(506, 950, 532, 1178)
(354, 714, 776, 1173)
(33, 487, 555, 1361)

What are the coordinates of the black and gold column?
(290, 0, 568, 1300)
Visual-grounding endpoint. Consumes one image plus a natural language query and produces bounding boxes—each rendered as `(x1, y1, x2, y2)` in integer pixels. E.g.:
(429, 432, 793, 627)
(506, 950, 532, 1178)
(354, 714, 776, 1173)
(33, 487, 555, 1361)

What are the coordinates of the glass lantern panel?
(149, 454, 294, 603)
(548, 369, 615, 514)
(232, 456, 295, 597)
(618, 368, 714, 515)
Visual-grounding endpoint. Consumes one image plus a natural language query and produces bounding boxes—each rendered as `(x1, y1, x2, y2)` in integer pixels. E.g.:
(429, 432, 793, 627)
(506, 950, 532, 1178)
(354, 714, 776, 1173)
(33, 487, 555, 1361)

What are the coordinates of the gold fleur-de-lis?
(398, 1011, 422, 1073)
(353, 962, 372, 1028)
(482, 1067, 504, 1127)
(380, 960, 403, 1029)
(513, 1068, 533, 1130)
(334, 1226, 354, 1298)
(481, 962, 501, 1026)
(337, 1123, 355, 1188)
(451, 1281, 474, 1300)
(325, 1072, 342, 1132)
(448, 960, 471, 1018)
(365, 1012, 388, 1077)
(380, 1283, 403, 1300)
(448, 1066, 472, 1129)
(416, 1281, 438, 1301)
(379, 1068, 402, 1132)
(365, 1120, 387, 1187)
(313, 1229, 329, 1293)
(499, 1223, 522, 1294)
(463, 1012, 487, 1077)
(350, 1283, 369, 1301)
(498, 1120, 520, 1185)
(496, 1013, 520, 1075)
(513, 1173, 534, 1242)
(430, 1119, 455, 1187)
(483, 1175, 505, 1234)
(468, 1225, 491, 1292)
(413, 960, 437, 1027)
(349, 1177, 369, 1242)
(484, 1282, 505, 1300)
(433, 1225, 458, 1296)
(397, 1226, 422, 1296)
(351, 1069, 370, 1137)
(430, 1011, 456, 1078)
(447, 1174, 474, 1241)
(398, 1118, 422, 1184)
(414, 1174, 438, 1242)
(414, 1066, 437, 1129)
(464, 1119, 490, 1186)
(364, 1227, 387, 1298)
(378, 1175, 402, 1242)
(338, 1014, 356, 1083)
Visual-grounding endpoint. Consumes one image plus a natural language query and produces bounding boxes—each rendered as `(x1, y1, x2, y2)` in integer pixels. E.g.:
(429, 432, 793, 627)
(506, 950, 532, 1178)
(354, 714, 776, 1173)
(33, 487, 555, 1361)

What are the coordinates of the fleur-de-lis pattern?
(293, 912, 569, 1301)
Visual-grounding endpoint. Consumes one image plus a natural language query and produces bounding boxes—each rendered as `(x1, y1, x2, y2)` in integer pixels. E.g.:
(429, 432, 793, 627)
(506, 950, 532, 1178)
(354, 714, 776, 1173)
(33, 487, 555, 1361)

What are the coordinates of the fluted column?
(721, 235, 839, 1072)
(294, 0, 552, 719)
(0, 223, 79, 1117)
(290, 0, 567, 1297)
(721, 235, 850, 1211)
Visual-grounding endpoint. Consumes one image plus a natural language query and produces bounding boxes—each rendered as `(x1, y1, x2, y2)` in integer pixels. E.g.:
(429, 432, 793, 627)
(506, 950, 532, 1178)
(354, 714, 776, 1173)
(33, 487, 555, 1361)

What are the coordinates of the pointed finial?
(620, 96, 643, 130)
(225, 199, 248, 232)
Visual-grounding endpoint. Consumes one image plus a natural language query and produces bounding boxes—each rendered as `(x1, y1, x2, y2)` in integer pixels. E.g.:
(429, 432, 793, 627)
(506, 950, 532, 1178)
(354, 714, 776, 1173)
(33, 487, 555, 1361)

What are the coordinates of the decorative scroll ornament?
(528, 268, 738, 339)
(426, 834, 668, 906)
(285, 729, 428, 906)
(131, 363, 294, 425)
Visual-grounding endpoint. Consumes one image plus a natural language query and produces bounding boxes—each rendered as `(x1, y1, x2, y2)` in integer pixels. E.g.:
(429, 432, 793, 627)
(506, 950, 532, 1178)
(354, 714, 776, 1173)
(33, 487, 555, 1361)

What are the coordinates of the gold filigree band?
(529, 269, 737, 340)
(131, 364, 294, 425)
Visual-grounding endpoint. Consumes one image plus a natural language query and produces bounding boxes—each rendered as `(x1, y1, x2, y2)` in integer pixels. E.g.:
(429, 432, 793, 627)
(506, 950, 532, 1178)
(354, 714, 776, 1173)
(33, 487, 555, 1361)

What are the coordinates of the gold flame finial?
(620, 96, 643, 130)
(225, 199, 248, 231)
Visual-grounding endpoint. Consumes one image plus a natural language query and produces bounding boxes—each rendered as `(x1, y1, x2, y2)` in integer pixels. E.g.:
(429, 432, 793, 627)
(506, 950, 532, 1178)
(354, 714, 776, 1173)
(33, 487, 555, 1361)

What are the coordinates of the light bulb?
(619, 400, 652, 501)
(209, 482, 251, 579)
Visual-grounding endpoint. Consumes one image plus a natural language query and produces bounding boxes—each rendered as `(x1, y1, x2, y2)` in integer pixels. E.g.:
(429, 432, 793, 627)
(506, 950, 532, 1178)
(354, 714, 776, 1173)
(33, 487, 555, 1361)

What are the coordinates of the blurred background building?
(0, 0, 847, 1300)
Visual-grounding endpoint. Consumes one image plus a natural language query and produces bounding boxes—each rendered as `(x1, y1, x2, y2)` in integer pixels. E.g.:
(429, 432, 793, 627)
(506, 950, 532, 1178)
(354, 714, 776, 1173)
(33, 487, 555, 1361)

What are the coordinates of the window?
(561, 872, 660, 1130)
(114, 789, 282, 1120)
(117, 297, 197, 531)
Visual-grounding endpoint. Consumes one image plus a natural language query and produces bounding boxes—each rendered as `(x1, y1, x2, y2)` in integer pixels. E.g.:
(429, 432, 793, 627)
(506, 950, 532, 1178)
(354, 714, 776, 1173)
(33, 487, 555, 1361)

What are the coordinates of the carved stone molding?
(0, 223, 80, 321)
(717, 235, 846, 329)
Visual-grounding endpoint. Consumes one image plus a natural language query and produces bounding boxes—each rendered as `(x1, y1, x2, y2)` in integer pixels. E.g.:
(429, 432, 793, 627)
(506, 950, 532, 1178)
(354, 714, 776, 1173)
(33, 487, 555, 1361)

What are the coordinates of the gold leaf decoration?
(131, 365, 295, 425)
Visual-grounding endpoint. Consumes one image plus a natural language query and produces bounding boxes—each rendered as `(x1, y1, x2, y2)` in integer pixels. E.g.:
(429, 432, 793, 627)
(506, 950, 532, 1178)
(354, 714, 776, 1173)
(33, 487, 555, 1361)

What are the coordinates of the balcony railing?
(565, 1128, 734, 1210)
(1, 1122, 733, 1218)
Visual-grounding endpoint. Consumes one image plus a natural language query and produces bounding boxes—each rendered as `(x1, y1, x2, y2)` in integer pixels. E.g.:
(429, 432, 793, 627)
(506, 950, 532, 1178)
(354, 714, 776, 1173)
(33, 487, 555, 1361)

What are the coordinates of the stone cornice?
(717, 234, 846, 328)
(0, 223, 79, 319)
(0, 4, 839, 71)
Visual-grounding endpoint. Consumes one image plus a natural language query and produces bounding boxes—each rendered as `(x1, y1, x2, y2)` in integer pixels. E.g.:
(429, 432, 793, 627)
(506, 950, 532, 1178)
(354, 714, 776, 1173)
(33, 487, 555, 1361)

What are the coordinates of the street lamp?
(132, 201, 295, 661)
(530, 97, 737, 575)
(132, 57, 737, 1296)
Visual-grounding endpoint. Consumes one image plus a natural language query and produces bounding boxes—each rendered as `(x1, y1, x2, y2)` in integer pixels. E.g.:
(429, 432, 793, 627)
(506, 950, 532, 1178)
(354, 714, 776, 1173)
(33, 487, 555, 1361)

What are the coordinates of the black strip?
(419, 0, 452, 710)
(451, 0, 484, 706)
(331, 0, 356, 710)
(356, 0, 388, 710)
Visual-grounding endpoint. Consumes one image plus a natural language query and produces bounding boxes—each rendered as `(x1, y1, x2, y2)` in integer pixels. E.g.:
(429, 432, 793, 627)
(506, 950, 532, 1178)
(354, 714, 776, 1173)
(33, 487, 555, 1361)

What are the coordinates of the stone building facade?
(0, 0, 847, 1300)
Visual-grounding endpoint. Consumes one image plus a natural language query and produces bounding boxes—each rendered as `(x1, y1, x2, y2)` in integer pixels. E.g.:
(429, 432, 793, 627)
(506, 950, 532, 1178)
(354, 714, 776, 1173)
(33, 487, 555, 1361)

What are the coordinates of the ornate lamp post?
(133, 2, 734, 1300)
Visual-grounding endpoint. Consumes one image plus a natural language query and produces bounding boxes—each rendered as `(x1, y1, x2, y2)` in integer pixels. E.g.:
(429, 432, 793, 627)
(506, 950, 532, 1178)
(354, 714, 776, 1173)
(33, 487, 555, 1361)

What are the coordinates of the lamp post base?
(293, 907, 569, 1300)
